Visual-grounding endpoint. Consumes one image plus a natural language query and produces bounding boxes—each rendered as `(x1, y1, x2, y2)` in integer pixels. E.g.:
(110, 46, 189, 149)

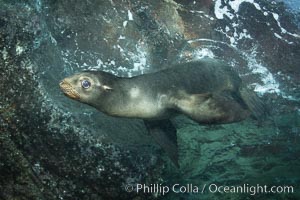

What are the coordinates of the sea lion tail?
(239, 86, 267, 120)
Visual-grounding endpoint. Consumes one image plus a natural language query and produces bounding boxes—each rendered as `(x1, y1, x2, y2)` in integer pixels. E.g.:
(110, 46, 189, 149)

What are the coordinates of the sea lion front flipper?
(143, 119, 179, 168)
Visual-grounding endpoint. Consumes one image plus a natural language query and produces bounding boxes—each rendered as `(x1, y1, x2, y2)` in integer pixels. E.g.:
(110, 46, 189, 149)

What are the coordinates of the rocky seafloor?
(0, 0, 300, 199)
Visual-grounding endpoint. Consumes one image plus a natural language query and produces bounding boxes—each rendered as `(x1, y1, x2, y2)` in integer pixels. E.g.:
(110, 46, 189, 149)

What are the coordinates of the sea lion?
(59, 58, 264, 167)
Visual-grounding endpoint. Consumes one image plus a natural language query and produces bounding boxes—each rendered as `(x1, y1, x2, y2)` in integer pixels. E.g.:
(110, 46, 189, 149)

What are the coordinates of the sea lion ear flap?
(102, 85, 113, 91)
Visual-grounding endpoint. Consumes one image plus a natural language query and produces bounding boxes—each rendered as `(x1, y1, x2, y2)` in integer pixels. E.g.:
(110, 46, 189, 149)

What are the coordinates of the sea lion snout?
(59, 79, 81, 100)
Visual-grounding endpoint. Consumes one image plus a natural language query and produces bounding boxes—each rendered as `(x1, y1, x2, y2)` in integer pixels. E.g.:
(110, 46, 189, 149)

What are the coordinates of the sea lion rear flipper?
(239, 86, 267, 120)
(143, 120, 179, 168)
(175, 92, 250, 124)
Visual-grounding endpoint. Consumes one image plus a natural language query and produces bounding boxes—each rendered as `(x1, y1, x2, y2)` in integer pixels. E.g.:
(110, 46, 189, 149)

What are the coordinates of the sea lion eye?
(81, 80, 91, 89)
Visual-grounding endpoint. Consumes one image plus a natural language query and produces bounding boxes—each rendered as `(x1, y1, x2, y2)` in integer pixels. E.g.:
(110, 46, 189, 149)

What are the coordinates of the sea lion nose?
(59, 80, 65, 87)
(59, 79, 68, 89)
(59, 79, 70, 91)
(59, 79, 81, 100)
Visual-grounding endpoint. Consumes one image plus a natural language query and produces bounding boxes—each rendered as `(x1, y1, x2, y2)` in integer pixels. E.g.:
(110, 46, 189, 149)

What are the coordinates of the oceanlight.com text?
(125, 183, 294, 196)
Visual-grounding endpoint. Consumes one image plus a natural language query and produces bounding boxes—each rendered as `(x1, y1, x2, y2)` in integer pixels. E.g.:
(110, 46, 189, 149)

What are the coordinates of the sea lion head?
(59, 71, 113, 105)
